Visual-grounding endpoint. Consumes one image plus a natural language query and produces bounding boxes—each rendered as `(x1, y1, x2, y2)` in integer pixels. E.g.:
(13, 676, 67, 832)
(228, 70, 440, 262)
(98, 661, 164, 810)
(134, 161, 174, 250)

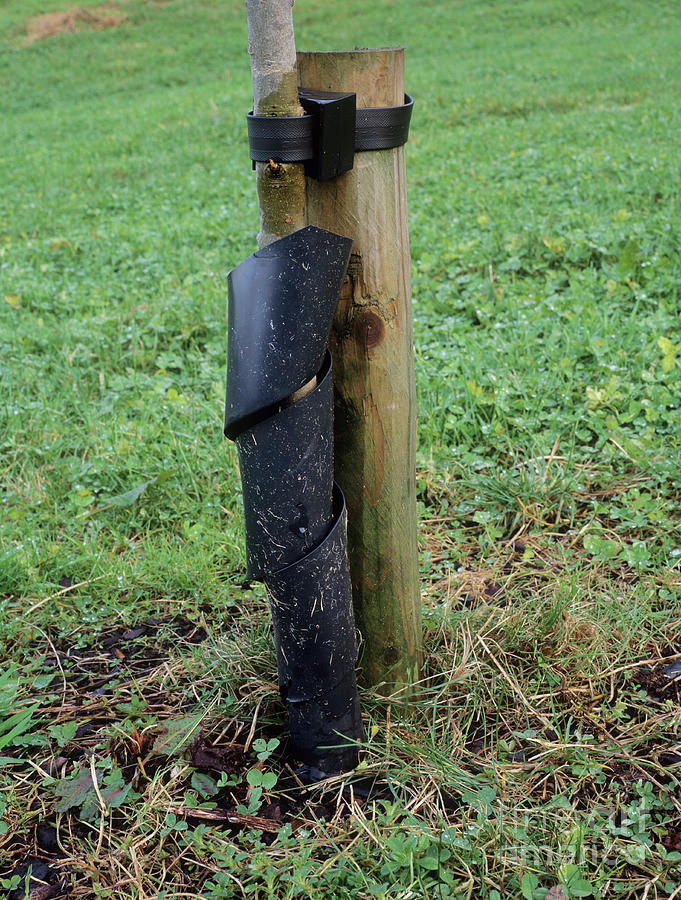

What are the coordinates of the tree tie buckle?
(247, 90, 414, 181)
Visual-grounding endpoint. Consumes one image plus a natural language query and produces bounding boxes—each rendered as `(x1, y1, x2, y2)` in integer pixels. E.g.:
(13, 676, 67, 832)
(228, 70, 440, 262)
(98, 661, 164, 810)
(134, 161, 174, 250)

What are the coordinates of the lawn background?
(1, 1, 680, 897)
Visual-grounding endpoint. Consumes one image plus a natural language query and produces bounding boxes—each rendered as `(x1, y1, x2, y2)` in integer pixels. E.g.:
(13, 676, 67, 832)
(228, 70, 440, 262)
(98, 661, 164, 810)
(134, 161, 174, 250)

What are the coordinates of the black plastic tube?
(224, 226, 362, 774)
(267, 486, 361, 772)
(224, 225, 353, 441)
(236, 351, 334, 580)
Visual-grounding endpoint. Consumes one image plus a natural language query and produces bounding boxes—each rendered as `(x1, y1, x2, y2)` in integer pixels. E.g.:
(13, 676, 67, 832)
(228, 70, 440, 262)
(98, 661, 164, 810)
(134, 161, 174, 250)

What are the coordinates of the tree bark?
(245, 0, 306, 248)
(298, 49, 422, 689)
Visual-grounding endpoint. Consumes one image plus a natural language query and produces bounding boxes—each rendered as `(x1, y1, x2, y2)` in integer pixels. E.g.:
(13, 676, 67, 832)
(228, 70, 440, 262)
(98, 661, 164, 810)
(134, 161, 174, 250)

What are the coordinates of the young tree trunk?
(298, 49, 422, 690)
(245, 0, 306, 248)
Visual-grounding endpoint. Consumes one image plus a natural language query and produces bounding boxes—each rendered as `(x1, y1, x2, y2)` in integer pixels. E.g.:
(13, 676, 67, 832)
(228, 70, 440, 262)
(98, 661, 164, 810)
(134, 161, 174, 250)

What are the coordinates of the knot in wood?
(353, 310, 385, 350)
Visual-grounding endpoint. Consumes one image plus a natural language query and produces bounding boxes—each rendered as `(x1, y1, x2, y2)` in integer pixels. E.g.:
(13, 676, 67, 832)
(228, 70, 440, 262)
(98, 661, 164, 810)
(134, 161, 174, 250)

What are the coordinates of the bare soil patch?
(25, 3, 126, 44)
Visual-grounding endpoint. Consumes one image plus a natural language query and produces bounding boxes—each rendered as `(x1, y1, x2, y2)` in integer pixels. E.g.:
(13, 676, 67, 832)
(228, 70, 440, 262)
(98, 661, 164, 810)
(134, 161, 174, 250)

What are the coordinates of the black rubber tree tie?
(224, 225, 363, 774)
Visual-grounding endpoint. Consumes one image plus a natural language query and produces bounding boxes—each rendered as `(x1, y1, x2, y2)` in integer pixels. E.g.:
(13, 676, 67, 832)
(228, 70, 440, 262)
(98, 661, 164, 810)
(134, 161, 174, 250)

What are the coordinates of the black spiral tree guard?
(224, 225, 363, 774)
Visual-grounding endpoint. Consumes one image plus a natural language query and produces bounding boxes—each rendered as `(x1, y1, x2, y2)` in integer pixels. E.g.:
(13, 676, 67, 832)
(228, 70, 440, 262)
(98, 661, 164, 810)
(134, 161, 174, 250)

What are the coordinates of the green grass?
(1, 0, 681, 897)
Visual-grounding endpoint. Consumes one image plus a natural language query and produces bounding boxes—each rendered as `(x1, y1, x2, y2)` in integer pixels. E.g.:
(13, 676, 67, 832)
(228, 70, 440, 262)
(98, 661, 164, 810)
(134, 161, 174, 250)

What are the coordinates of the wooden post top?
(297, 48, 404, 109)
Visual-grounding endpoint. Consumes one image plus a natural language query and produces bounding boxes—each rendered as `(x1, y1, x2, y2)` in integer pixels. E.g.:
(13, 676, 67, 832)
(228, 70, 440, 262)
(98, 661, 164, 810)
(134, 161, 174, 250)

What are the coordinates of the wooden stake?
(298, 48, 422, 688)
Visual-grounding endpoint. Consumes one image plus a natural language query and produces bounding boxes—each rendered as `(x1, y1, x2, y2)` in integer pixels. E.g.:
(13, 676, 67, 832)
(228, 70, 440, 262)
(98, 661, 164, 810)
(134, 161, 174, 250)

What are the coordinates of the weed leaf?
(153, 712, 206, 756)
(53, 767, 102, 813)
(191, 771, 218, 797)
(101, 470, 175, 509)
(81, 769, 134, 821)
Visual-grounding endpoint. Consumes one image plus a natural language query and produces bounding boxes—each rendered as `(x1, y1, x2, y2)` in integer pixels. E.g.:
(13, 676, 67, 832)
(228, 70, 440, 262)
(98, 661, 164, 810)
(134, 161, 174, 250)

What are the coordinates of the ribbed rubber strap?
(247, 114, 315, 163)
(247, 93, 413, 163)
(355, 94, 414, 151)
